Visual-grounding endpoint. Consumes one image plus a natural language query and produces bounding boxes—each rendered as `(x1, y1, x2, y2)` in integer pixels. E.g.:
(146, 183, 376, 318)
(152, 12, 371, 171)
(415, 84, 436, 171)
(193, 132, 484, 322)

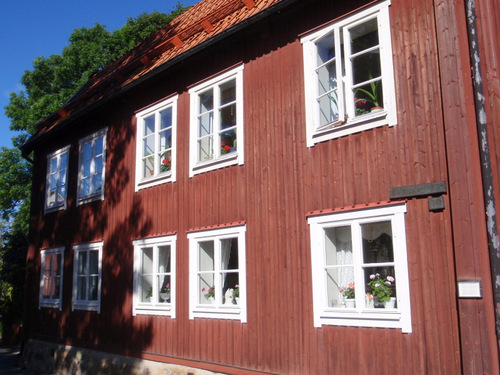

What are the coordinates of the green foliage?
(0, 2, 190, 343)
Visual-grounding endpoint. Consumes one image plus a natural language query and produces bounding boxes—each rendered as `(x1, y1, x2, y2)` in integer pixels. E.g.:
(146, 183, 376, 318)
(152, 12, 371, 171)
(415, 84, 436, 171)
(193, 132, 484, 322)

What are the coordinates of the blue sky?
(0, 0, 197, 150)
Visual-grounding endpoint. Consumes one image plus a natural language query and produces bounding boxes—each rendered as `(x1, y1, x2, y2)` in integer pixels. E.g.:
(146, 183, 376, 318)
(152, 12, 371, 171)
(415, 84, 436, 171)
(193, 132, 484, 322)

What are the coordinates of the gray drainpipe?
(465, 0, 500, 359)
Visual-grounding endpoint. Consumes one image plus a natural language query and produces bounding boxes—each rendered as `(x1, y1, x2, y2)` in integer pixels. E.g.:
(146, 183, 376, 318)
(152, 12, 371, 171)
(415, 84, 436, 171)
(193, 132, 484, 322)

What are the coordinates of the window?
(302, 2, 397, 146)
(77, 128, 107, 204)
(189, 65, 244, 177)
(45, 145, 70, 213)
(39, 247, 64, 310)
(72, 242, 103, 312)
(308, 203, 411, 332)
(135, 95, 178, 190)
(188, 225, 246, 322)
(132, 235, 177, 317)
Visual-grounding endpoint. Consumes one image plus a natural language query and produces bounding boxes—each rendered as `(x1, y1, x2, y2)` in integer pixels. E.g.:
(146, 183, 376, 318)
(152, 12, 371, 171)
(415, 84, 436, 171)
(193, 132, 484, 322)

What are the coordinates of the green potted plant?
(355, 74, 383, 113)
(160, 283, 170, 302)
(202, 286, 215, 303)
(340, 283, 355, 308)
(232, 285, 240, 304)
(367, 273, 395, 308)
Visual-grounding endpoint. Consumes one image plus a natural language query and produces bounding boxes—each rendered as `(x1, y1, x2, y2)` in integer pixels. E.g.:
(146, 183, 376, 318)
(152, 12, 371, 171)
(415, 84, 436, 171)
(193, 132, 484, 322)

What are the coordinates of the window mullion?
(351, 222, 365, 306)
(334, 27, 345, 122)
(342, 25, 355, 119)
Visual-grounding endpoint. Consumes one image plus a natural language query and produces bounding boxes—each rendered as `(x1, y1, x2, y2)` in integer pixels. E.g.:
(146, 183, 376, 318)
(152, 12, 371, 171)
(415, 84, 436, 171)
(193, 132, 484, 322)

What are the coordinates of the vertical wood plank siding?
(22, 0, 499, 373)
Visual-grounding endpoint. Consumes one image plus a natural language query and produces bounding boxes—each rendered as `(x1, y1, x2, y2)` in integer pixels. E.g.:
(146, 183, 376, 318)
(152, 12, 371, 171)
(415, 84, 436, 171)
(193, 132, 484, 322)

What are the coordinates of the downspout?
(464, 0, 500, 359)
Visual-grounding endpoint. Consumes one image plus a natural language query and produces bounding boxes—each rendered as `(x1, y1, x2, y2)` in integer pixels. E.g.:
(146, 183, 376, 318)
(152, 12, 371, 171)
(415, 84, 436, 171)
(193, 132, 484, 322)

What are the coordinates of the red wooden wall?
(23, 0, 499, 373)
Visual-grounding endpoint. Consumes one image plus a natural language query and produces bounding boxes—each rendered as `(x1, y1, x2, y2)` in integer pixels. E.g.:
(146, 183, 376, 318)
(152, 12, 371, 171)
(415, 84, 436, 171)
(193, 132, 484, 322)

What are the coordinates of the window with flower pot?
(77, 128, 107, 205)
(39, 247, 65, 310)
(188, 225, 246, 322)
(135, 95, 178, 190)
(188, 65, 244, 177)
(45, 145, 70, 213)
(72, 241, 103, 313)
(132, 235, 176, 317)
(301, 1, 397, 146)
(308, 203, 412, 332)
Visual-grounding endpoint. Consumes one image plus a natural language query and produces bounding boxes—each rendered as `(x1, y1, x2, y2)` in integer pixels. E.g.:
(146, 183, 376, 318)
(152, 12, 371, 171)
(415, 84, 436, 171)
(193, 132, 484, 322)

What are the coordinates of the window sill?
(39, 301, 62, 310)
(315, 310, 410, 332)
(137, 171, 174, 191)
(77, 193, 104, 206)
(44, 203, 66, 215)
(190, 152, 240, 177)
(310, 110, 393, 146)
(190, 305, 244, 321)
(133, 303, 174, 317)
(72, 302, 100, 313)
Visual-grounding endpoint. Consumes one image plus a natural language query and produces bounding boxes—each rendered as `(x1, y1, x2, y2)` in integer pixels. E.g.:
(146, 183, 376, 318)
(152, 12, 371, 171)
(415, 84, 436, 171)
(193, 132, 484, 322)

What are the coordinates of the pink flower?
(387, 276, 395, 282)
(348, 283, 355, 289)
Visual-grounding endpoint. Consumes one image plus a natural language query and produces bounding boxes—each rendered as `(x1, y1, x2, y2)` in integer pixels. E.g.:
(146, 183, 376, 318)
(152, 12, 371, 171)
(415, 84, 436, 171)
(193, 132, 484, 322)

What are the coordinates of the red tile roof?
(23, 0, 287, 152)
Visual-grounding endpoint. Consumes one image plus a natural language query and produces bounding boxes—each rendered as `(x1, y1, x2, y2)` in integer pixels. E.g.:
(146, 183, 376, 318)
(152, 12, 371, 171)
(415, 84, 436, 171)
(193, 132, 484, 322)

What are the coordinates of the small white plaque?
(457, 280, 482, 298)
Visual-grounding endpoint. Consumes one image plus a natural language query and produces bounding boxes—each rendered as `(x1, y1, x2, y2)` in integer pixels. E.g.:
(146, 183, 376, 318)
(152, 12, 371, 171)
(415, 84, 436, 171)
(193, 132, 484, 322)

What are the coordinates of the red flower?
(224, 145, 230, 151)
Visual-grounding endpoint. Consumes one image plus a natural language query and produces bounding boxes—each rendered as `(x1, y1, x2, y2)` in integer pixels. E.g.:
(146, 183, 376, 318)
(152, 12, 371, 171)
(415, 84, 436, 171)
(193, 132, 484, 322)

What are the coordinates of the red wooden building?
(20, 0, 500, 373)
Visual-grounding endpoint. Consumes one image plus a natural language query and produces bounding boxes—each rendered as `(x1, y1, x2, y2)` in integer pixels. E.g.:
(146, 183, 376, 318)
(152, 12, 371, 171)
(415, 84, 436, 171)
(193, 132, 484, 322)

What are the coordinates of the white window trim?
(132, 234, 177, 317)
(188, 65, 244, 177)
(72, 241, 103, 313)
(301, 1, 397, 147)
(308, 203, 412, 333)
(39, 247, 65, 310)
(135, 95, 178, 191)
(45, 145, 70, 214)
(188, 225, 247, 322)
(77, 128, 107, 205)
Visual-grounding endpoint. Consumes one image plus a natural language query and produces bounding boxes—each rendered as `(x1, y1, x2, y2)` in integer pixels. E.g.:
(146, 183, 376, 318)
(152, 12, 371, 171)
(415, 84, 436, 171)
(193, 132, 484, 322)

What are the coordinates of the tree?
(0, 3, 190, 343)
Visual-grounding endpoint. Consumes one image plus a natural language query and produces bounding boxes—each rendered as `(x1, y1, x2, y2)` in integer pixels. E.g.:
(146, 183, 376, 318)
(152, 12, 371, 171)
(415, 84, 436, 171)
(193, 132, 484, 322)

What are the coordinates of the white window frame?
(39, 247, 65, 310)
(308, 203, 412, 332)
(45, 145, 70, 213)
(77, 128, 107, 205)
(188, 65, 244, 177)
(301, 1, 397, 146)
(135, 95, 178, 191)
(72, 241, 103, 313)
(188, 225, 247, 322)
(132, 235, 177, 317)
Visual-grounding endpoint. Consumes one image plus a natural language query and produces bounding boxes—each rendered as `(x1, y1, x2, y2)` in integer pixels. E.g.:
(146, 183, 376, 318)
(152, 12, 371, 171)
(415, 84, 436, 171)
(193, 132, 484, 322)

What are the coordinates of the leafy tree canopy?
(0, 3, 189, 342)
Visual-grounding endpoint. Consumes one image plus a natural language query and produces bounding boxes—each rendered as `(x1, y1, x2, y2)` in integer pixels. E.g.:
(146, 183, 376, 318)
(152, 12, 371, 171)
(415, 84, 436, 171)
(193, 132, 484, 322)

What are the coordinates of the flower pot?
(160, 293, 170, 302)
(344, 298, 356, 308)
(384, 297, 396, 309)
(234, 297, 240, 305)
(370, 106, 384, 112)
(373, 297, 384, 308)
(208, 296, 215, 304)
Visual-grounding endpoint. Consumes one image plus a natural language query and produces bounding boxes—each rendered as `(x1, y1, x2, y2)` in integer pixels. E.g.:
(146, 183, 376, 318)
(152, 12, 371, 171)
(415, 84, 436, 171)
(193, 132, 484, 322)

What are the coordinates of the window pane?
(95, 137, 103, 156)
(317, 62, 337, 96)
(144, 115, 155, 136)
(199, 89, 213, 113)
(364, 266, 396, 308)
(60, 153, 68, 169)
(361, 221, 393, 263)
(78, 252, 87, 275)
(160, 107, 172, 130)
(221, 238, 238, 270)
(354, 79, 383, 113)
(94, 155, 103, 174)
(316, 32, 335, 65)
(160, 149, 172, 173)
(160, 128, 172, 150)
(198, 112, 213, 137)
(143, 135, 155, 157)
(89, 250, 99, 274)
(352, 51, 381, 86)
(158, 246, 170, 273)
(198, 136, 213, 161)
(54, 254, 62, 276)
(53, 277, 61, 299)
(50, 157, 58, 174)
(143, 157, 154, 178)
(326, 267, 355, 307)
(220, 103, 236, 129)
(82, 159, 91, 177)
(220, 79, 236, 105)
(318, 92, 340, 127)
(77, 276, 87, 300)
(199, 241, 214, 271)
(350, 18, 379, 55)
(220, 129, 236, 152)
(199, 274, 215, 304)
(325, 227, 354, 307)
(141, 275, 153, 302)
(88, 275, 98, 300)
(141, 247, 153, 274)
(83, 142, 92, 160)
